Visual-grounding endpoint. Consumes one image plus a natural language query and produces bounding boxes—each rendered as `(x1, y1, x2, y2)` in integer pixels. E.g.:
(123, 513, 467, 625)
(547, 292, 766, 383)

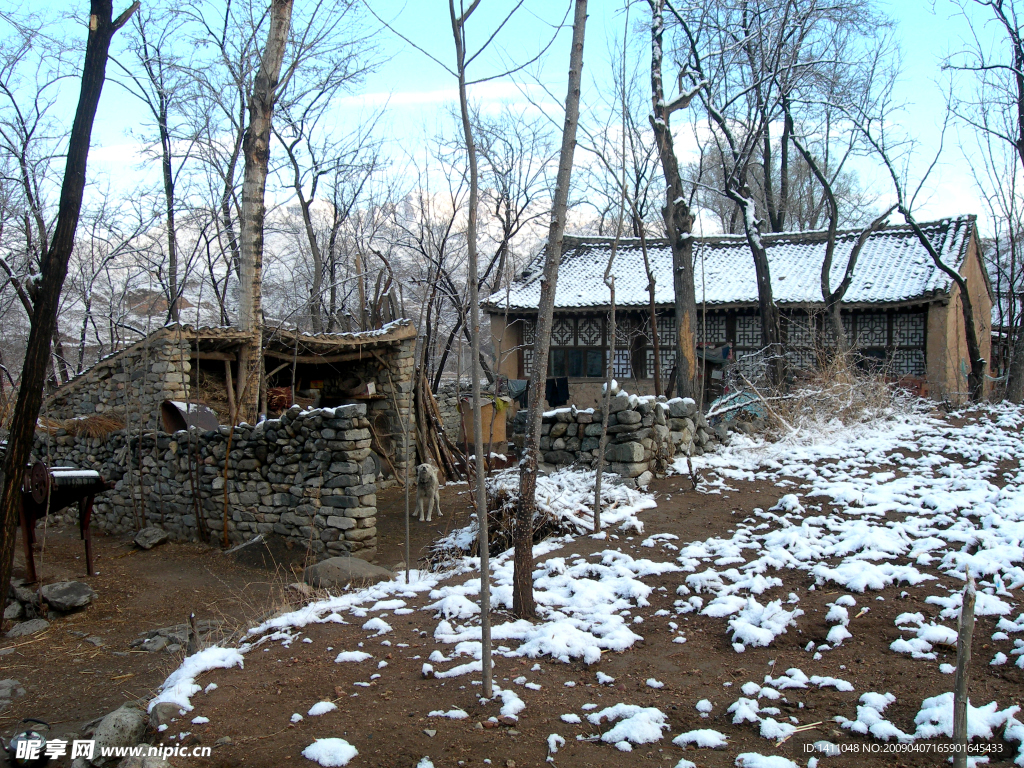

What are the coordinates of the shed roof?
(485, 215, 978, 312)
(49, 319, 416, 399)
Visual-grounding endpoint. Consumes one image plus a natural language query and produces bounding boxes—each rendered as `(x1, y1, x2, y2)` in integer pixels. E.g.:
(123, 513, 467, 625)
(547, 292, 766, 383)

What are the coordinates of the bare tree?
(649, 0, 702, 397)
(853, 105, 988, 401)
(515, 0, 589, 621)
(236, 0, 294, 420)
(114, 6, 197, 321)
(946, 0, 1024, 400)
(0, 0, 139, 613)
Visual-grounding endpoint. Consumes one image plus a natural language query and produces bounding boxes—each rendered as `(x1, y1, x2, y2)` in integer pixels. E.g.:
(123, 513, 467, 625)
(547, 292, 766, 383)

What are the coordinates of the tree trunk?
(160, 115, 179, 322)
(732, 191, 784, 386)
(450, 0, 494, 698)
(648, 0, 698, 399)
(236, 0, 293, 421)
(1006, 322, 1024, 402)
(515, 0, 588, 620)
(0, 0, 139, 606)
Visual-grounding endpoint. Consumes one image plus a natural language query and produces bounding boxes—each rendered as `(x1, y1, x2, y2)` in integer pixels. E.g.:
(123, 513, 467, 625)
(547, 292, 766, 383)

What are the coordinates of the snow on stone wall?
(538, 393, 719, 487)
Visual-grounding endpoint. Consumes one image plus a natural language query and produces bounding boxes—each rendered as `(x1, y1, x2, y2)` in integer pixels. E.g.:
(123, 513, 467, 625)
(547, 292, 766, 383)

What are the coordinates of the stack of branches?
(37, 413, 126, 437)
(192, 367, 233, 423)
(424, 484, 574, 570)
(413, 373, 465, 484)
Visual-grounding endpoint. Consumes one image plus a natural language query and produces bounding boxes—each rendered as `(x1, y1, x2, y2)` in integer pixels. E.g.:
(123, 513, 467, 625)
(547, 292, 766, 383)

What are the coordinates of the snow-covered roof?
(485, 216, 978, 312)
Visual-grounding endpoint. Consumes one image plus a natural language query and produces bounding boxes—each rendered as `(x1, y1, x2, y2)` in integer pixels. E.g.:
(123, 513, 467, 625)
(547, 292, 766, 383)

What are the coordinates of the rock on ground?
(41, 581, 96, 612)
(116, 751, 175, 768)
(4, 618, 49, 638)
(134, 527, 170, 550)
(148, 701, 182, 730)
(92, 703, 147, 765)
(304, 556, 393, 589)
(0, 678, 26, 713)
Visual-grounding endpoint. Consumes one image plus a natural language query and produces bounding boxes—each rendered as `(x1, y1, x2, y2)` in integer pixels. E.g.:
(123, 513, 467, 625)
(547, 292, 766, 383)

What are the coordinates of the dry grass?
(761, 353, 917, 435)
(37, 413, 126, 437)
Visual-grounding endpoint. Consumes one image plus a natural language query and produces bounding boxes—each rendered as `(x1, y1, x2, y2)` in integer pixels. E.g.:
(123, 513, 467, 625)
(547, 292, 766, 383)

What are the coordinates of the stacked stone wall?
(46, 336, 191, 431)
(537, 393, 720, 487)
(31, 403, 380, 560)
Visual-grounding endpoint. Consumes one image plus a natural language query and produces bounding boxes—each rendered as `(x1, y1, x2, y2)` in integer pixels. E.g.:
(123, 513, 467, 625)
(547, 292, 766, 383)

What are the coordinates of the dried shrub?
(760, 352, 917, 436)
(424, 484, 575, 571)
(37, 413, 126, 437)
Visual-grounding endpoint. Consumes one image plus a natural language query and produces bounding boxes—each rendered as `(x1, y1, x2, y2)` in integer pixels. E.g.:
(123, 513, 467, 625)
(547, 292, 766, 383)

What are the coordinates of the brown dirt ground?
(2, 464, 1022, 768)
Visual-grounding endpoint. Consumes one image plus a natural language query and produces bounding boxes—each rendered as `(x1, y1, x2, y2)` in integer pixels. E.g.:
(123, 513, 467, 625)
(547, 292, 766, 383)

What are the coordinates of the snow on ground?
(148, 402, 1024, 765)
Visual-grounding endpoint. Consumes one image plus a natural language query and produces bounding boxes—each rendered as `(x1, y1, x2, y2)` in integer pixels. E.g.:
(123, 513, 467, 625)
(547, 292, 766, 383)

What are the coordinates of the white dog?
(414, 463, 442, 522)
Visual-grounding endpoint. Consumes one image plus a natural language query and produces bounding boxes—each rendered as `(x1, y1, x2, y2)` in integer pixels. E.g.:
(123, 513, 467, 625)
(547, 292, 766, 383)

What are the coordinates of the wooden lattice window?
(892, 349, 926, 376)
(855, 314, 888, 347)
(656, 313, 676, 342)
(577, 316, 603, 346)
(735, 315, 762, 348)
(786, 347, 816, 371)
(614, 316, 634, 345)
(646, 346, 677, 378)
(551, 317, 575, 346)
(698, 314, 727, 344)
(521, 317, 536, 345)
(736, 351, 761, 380)
(786, 315, 815, 348)
(523, 348, 534, 376)
(894, 313, 925, 347)
(612, 349, 633, 379)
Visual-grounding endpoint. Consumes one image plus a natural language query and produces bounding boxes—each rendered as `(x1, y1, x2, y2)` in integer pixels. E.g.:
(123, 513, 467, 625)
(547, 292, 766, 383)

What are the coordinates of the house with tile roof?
(484, 215, 991, 406)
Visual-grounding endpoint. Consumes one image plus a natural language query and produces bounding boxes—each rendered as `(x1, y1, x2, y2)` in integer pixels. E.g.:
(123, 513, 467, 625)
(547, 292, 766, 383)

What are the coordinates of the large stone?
(615, 410, 642, 425)
(605, 442, 645, 463)
(609, 461, 648, 478)
(636, 471, 654, 488)
(0, 678, 25, 713)
(92, 703, 147, 765)
(134, 527, 169, 550)
(668, 397, 697, 418)
(4, 618, 49, 638)
(608, 395, 631, 414)
(543, 450, 576, 465)
(148, 701, 182, 729)
(304, 556, 393, 589)
(41, 581, 96, 612)
(4, 601, 23, 620)
(548, 422, 568, 438)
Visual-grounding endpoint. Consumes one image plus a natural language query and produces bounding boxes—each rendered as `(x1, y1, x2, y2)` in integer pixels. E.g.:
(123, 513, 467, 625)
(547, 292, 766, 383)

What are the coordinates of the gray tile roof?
(486, 215, 977, 312)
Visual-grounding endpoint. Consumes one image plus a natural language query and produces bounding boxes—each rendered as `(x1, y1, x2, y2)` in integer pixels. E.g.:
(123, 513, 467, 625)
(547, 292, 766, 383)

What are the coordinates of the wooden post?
(952, 569, 976, 768)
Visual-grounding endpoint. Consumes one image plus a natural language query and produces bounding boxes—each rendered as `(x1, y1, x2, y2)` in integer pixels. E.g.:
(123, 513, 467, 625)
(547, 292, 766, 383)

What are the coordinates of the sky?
(71, 0, 1005, 232)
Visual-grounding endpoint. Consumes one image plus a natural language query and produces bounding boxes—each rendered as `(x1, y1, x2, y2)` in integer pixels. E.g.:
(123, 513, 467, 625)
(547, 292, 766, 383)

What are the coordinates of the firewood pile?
(413, 374, 466, 484)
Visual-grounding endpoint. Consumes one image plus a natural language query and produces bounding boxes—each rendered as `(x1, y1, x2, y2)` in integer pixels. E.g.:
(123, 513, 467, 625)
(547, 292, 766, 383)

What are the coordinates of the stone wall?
(434, 381, 469, 440)
(47, 335, 191, 431)
(353, 336, 417, 484)
(31, 403, 380, 560)
(537, 392, 719, 487)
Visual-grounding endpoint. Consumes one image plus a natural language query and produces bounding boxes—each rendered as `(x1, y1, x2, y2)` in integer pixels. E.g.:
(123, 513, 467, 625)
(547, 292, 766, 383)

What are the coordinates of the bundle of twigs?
(414, 373, 465, 483)
(37, 413, 126, 437)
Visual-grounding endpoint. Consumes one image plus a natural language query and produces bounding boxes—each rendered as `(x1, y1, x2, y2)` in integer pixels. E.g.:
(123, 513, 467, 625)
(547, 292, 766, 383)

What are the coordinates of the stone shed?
(35, 320, 419, 558)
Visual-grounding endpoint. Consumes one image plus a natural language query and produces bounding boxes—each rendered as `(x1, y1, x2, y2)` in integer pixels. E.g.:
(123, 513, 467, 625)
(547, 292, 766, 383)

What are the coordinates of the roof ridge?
(558, 214, 976, 249)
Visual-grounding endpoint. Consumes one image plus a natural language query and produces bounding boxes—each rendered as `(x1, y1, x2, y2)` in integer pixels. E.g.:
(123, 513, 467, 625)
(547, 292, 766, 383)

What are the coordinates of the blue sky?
(75, 0, 995, 228)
